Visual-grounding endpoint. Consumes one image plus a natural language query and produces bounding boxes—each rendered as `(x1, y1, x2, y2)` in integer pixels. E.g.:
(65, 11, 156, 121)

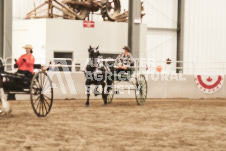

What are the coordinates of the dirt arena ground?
(0, 98, 226, 151)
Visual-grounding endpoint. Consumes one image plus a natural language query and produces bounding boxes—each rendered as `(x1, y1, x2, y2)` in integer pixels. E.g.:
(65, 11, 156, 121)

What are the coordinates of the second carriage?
(0, 60, 53, 117)
(102, 59, 148, 105)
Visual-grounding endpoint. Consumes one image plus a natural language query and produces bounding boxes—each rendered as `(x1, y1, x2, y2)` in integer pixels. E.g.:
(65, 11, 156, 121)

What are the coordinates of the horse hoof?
(3, 108, 12, 115)
(102, 103, 107, 106)
(84, 104, 89, 107)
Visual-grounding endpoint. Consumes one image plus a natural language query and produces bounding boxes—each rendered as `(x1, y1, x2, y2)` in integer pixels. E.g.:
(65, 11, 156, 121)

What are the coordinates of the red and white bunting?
(194, 75, 224, 94)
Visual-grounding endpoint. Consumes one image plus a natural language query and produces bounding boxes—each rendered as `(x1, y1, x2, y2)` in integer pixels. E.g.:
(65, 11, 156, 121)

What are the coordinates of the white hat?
(23, 44, 33, 49)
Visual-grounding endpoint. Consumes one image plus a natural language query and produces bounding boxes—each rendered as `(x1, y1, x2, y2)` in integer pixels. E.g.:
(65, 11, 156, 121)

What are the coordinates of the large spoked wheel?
(135, 74, 147, 105)
(64, 0, 90, 20)
(30, 71, 53, 117)
(107, 82, 114, 104)
(101, 0, 121, 21)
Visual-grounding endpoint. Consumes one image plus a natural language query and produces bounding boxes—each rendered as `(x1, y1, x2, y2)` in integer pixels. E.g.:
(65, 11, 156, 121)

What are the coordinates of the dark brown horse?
(84, 46, 112, 106)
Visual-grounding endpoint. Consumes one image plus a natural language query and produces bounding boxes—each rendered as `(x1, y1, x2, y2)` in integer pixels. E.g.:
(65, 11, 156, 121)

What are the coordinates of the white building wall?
(183, 0, 226, 74)
(12, 19, 46, 64)
(45, 19, 129, 62)
(13, 19, 147, 67)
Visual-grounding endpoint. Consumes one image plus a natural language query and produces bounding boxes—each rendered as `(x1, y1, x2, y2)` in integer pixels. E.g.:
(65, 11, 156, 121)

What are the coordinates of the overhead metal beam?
(128, 0, 141, 58)
(176, 0, 185, 73)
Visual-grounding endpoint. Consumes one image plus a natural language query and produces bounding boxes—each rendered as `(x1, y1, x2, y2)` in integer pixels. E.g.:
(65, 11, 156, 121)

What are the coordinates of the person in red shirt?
(15, 44, 35, 79)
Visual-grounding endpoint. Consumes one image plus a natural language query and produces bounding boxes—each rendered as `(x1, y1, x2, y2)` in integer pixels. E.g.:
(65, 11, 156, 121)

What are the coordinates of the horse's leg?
(101, 81, 107, 105)
(106, 72, 114, 96)
(85, 81, 91, 107)
(0, 77, 11, 114)
(94, 85, 101, 96)
(106, 79, 112, 95)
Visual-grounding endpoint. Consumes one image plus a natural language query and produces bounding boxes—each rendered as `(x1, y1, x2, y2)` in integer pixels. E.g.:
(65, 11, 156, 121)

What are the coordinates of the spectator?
(47, 61, 56, 71)
(75, 63, 81, 71)
(115, 46, 133, 74)
(56, 62, 63, 71)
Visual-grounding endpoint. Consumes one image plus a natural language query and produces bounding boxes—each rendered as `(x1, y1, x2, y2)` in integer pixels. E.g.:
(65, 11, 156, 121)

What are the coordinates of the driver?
(15, 44, 35, 79)
(115, 46, 133, 75)
(0, 44, 34, 115)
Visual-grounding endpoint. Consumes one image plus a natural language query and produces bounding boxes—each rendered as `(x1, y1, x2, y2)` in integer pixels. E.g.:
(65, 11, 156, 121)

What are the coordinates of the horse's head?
(88, 45, 100, 59)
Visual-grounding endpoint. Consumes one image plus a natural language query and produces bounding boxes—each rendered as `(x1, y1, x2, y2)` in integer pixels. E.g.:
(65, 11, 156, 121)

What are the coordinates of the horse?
(84, 46, 111, 107)
(0, 60, 12, 115)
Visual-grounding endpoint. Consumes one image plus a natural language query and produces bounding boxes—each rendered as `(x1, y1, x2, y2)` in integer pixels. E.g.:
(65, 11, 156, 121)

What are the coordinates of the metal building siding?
(183, 0, 226, 74)
(142, 0, 178, 28)
(147, 30, 177, 61)
(118, 0, 178, 28)
(145, 0, 178, 73)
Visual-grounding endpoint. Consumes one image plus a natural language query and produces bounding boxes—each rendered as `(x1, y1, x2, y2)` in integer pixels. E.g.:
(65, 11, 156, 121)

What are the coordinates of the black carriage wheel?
(107, 81, 114, 104)
(101, 0, 121, 21)
(135, 74, 147, 105)
(30, 71, 53, 117)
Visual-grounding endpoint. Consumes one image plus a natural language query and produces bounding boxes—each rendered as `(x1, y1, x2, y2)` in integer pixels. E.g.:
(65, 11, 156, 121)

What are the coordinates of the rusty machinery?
(62, 0, 121, 21)
(26, 0, 121, 21)
(26, 0, 144, 22)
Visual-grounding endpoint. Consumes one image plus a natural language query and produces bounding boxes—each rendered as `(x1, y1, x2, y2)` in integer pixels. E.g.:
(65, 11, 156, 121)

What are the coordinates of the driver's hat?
(23, 44, 33, 49)
(122, 46, 130, 52)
